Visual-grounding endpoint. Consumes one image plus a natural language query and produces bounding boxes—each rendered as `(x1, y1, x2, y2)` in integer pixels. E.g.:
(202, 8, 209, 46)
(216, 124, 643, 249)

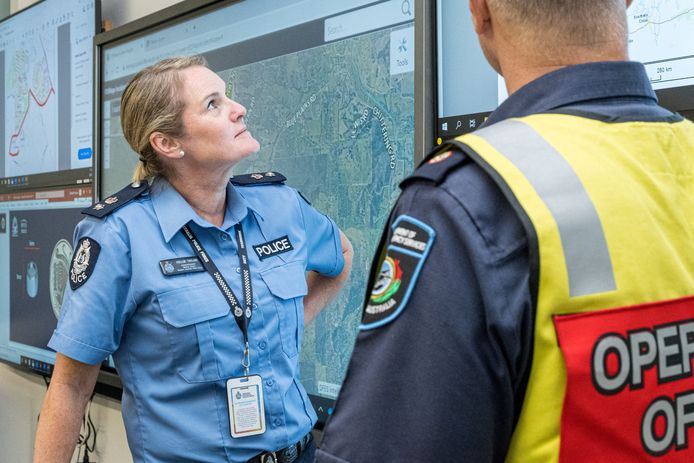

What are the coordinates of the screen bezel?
(94, 0, 434, 421)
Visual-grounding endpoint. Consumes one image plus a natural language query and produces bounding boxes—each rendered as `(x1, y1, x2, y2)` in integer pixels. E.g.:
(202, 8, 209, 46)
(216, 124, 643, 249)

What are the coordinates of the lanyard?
(181, 222, 254, 375)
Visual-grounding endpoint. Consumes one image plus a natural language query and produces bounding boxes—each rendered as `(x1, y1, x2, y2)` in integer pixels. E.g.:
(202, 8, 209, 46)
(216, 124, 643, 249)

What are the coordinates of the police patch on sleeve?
(69, 237, 101, 290)
(360, 215, 435, 330)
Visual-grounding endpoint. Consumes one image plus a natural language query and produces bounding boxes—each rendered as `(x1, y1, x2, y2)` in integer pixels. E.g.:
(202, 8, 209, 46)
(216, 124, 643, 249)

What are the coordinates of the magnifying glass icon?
(401, 0, 412, 16)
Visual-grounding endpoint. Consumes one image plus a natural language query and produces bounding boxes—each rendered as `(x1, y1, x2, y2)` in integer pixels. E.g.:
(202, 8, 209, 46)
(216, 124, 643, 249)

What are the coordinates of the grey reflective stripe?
(475, 119, 616, 297)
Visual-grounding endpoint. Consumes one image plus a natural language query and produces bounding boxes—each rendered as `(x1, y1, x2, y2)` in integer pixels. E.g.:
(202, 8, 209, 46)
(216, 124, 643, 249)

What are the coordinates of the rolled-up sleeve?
(296, 191, 344, 277)
(48, 217, 135, 364)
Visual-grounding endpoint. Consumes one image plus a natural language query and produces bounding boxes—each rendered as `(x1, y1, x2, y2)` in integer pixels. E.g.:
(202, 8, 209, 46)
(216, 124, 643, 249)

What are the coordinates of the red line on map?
(8, 86, 55, 157)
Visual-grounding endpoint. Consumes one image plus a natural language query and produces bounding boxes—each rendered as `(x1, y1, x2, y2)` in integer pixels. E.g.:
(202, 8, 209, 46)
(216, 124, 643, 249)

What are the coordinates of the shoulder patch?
(83, 181, 149, 218)
(230, 171, 286, 186)
(360, 215, 436, 330)
(69, 237, 101, 290)
(400, 146, 468, 189)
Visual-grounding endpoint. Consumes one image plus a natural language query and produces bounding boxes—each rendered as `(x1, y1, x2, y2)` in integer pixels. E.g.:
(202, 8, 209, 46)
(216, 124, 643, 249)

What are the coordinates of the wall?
(0, 364, 131, 463)
(11, 0, 182, 27)
(101, 0, 184, 29)
(1, 2, 181, 462)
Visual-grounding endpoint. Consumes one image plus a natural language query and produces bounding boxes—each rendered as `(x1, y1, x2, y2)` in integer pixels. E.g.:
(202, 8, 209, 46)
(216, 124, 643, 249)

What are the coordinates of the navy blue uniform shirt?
(316, 62, 680, 462)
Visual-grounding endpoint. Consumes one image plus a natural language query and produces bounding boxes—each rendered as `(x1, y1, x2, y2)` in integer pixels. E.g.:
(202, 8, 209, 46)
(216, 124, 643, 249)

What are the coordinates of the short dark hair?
(488, 0, 628, 48)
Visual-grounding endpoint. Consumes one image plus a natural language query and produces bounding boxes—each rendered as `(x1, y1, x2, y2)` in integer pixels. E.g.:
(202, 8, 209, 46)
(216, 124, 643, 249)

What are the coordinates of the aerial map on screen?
(225, 24, 414, 398)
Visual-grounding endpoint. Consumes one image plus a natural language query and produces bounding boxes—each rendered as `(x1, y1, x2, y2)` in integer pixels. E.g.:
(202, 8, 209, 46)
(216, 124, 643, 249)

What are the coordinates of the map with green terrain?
(224, 24, 414, 399)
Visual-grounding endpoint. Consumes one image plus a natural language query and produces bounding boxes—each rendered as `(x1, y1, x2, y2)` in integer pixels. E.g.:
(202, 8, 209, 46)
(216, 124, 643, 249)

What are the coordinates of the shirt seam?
(52, 331, 112, 357)
(326, 218, 343, 277)
(295, 188, 341, 276)
(122, 339, 150, 463)
(431, 181, 527, 264)
(103, 216, 136, 334)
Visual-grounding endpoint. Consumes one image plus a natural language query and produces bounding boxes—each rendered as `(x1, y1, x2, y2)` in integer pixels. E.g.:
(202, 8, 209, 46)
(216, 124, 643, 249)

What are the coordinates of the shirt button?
(258, 341, 267, 350)
(236, 267, 241, 274)
(266, 379, 274, 387)
(273, 418, 282, 427)
(220, 233, 229, 241)
(252, 303, 258, 309)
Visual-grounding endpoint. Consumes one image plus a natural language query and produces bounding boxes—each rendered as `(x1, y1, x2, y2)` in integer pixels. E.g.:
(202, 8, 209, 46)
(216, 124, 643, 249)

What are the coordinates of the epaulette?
(400, 144, 469, 188)
(82, 181, 150, 218)
(230, 171, 286, 186)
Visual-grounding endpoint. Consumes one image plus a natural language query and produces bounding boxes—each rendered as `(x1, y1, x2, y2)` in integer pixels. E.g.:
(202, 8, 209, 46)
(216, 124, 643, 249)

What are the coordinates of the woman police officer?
(34, 56, 353, 463)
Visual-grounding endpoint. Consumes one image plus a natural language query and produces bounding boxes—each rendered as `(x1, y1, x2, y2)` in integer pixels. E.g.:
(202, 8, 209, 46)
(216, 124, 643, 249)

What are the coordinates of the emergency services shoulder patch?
(69, 237, 101, 290)
(360, 215, 435, 330)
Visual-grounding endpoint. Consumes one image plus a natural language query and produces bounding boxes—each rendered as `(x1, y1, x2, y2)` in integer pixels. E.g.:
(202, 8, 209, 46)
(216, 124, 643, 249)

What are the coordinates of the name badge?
(159, 257, 205, 276)
(227, 375, 266, 438)
(253, 235, 294, 260)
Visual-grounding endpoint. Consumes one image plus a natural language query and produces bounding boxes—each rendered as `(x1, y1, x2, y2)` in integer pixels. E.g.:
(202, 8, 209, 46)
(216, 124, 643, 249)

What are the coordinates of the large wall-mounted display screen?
(0, 0, 98, 194)
(435, 0, 694, 142)
(98, 0, 416, 421)
(628, 0, 694, 91)
(0, 186, 92, 375)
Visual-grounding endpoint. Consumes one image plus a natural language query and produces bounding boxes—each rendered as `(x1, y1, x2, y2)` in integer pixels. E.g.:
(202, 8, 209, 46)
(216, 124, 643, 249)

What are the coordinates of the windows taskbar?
(0, 168, 93, 195)
(435, 111, 492, 145)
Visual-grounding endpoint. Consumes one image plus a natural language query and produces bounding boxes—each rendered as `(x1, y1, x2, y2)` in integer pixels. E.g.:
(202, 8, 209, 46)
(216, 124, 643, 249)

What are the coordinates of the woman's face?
(176, 65, 260, 170)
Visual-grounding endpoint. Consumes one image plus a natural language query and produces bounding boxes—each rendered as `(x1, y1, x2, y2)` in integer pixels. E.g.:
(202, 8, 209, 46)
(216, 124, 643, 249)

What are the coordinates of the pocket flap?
(157, 282, 229, 328)
(260, 261, 308, 300)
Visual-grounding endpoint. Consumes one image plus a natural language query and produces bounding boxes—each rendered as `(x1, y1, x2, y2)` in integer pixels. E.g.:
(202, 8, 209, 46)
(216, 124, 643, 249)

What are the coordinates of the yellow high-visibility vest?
(449, 113, 694, 462)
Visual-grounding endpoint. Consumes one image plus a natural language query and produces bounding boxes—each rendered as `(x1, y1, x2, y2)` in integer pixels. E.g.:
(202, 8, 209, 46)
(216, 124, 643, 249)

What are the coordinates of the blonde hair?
(120, 55, 208, 182)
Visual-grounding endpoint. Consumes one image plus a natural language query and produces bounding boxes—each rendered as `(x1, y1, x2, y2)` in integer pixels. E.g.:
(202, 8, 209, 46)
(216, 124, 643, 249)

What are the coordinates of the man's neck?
(500, 43, 629, 96)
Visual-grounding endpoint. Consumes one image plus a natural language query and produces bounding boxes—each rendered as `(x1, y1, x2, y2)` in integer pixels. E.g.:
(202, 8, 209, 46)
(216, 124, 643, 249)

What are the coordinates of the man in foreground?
(317, 0, 694, 461)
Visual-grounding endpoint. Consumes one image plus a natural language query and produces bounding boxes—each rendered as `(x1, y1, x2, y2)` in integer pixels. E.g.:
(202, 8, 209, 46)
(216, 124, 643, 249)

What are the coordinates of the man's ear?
(149, 132, 182, 160)
(469, 0, 492, 35)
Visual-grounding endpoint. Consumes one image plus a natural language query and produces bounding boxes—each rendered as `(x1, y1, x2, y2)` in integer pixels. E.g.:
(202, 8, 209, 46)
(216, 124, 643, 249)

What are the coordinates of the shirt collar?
(150, 178, 261, 242)
(483, 61, 657, 127)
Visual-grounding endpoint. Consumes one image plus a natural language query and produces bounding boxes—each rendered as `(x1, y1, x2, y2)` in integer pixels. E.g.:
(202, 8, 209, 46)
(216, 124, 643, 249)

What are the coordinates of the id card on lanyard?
(181, 222, 266, 437)
(227, 375, 266, 437)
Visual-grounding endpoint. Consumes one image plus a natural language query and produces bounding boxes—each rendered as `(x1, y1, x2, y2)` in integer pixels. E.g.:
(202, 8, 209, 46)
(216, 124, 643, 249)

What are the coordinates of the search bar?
(324, 0, 413, 42)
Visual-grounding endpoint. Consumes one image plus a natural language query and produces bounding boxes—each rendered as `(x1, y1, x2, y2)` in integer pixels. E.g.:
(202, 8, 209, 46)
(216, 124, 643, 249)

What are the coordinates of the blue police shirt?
(316, 62, 681, 462)
(49, 178, 344, 463)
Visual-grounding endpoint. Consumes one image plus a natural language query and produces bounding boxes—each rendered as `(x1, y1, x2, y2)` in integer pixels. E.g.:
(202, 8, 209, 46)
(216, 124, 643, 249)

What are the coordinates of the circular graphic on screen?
(26, 261, 39, 298)
(50, 239, 73, 319)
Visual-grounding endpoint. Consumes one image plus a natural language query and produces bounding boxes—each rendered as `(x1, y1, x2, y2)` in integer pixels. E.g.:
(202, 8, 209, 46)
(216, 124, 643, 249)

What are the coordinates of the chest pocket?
(157, 282, 233, 383)
(260, 262, 308, 358)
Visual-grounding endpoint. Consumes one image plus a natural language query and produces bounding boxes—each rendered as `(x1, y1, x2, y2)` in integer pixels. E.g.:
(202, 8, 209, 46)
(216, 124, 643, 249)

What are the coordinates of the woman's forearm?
(304, 231, 353, 325)
(33, 353, 100, 463)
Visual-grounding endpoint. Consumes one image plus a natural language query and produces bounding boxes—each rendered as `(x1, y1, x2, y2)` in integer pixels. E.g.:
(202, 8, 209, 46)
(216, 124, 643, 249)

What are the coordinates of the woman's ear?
(149, 132, 183, 160)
